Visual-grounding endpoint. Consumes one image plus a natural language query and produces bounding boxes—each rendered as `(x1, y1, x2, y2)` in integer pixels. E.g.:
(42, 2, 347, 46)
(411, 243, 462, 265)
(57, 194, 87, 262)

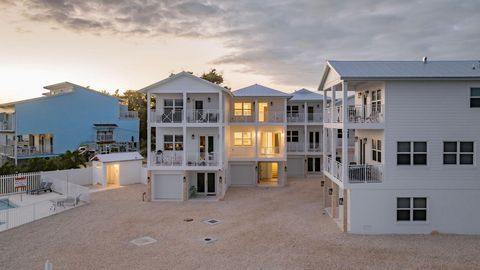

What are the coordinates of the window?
(337, 129, 350, 139)
(371, 89, 382, 112)
(234, 102, 252, 116)
(233, 132, 252, 146)
(471, 88, 480, 108)
(287, 105, 299, 115)
(164, 99, 183, 111)
(287, 130, 299, 142)
(397, 142, 427, 165)
(164, 135, 183, 151)
(397, 197, 427, 222)
(372, 139, 382, 162)
(443, 141, 474, 165)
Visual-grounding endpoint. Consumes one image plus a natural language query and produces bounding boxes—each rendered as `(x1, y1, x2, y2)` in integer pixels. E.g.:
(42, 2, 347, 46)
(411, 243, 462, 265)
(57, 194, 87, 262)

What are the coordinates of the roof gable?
(290, 88, 326, 101)
(233, 84, 291, 97)
(93, 152, 143, 162)
(139, 71, 232, 95)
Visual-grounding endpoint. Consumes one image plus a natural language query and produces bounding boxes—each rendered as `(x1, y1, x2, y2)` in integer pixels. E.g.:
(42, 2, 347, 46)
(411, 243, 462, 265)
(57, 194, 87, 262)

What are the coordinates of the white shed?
(92, 152, 144, 187)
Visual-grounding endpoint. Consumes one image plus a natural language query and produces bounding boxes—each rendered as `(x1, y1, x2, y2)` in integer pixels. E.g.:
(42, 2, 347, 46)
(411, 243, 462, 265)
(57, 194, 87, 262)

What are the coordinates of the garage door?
(153, 174, 183, 200)
(230, 163, 256, 186)
(287, 157, 304, 177)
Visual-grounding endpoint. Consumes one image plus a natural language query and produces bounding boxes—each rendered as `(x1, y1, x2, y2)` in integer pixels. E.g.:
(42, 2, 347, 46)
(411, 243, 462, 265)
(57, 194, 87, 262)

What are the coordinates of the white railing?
(151, 151, 183, 166)
(323, 108, 332, 123)
(287, 112, 305, 123)
(307, 113, 323, 123)
(17, 147, 53, 157)
(0, 145, 14, 157)
(230, 115, 255, 123)
(259, 111, 285, 123)
(186, 109, 220, 123)
(119, 111, 138, 119)
(0, 113, 15, 131)
(0, 172, 41, 195)
(287, 142, 305, 152)
(307, 143, 322, 152)
(0, 121, 14, 131)
(259, 147, 281, 156)
(0, 177, 89, 232)
(150, 110, 183, 123)
(348, 164, 383, 183)
(186, 152, 218, 166)
(96, 134, 114, 142)
(230, 146, 256, 158)
(347, 105, 384, 124)
(325, 157, 343, 182)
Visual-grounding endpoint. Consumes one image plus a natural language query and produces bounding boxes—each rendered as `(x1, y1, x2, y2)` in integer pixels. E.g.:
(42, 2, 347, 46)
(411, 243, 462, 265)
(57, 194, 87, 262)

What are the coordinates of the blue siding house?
(0, 82, 139, 165)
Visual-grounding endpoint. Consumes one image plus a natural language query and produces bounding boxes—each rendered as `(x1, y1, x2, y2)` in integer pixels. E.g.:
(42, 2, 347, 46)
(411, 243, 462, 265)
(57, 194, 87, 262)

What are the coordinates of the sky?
(1, 0, 480, 103)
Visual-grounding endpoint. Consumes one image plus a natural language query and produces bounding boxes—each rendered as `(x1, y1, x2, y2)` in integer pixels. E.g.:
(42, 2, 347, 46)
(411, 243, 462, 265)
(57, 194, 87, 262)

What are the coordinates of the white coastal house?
(140, 72, 351, 201)
(320, 60, 480, 234)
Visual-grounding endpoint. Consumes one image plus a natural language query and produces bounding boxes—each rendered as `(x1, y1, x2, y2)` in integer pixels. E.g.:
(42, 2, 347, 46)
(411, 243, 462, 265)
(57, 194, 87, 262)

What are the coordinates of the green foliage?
(201, 69, 224, 85)
(0, 150, 87, 175)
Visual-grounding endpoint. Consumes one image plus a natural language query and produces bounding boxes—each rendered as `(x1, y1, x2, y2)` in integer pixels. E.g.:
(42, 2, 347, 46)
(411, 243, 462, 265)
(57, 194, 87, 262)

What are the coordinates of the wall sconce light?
(270, 101, 273, 106)
(317, 104, 320, 108)
(355, 136, 359, 142)
(284, 166, 287, 172)
(320, 180, 325, 187)
(255, 166, 258, 171)
(207, 97, 211, 103)
(219, 176, 222, 183)
(187, 97, 191, 103)
(191, 134, 195, 140)
(302, 104, 305, 108)
(365, 90, 369, 94)
(363, 138, 367, 143)
(328, 188, 333, 195)
(339, 198, 344, 205)
(183, 176, 186, 183)
(252, 101, 255, 105)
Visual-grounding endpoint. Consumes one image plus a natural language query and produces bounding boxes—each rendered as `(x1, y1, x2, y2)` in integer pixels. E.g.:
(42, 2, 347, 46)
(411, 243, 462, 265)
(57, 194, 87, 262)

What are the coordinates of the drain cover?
(202, 237, 217, 244)
(130, 236, 157, 246)
(203, 218, 221, 225)
(184, 218, 194, 222)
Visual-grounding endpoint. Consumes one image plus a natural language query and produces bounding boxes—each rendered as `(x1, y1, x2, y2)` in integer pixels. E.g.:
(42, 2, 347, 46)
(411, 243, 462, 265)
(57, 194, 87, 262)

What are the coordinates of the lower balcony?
(151, 151, 183, 166)
(348, 164, 383, 183)
(186, 152, 219, 166)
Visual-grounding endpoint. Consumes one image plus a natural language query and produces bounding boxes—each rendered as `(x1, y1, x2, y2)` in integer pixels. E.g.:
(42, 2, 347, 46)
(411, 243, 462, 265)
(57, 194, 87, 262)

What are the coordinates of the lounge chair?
(33, 182, 53, 195)
(29, 182, 46, 194)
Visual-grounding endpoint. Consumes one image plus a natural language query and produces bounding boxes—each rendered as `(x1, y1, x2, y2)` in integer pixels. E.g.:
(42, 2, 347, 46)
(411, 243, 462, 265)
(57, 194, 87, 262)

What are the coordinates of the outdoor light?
(207, 97, 211, 102)
(339, 198, 344, 205)
(219, 176, 222, 183)
(321, 180, 325, 187)
(284, 166, 287, 172)
(355, 136, 359, 142)
(317, 104, 320, 108)
(187, 97, 191, 103)
(270, 101, 273, 106)
(191, 134, 195, 140)
(328, 188, 333, 195)
(183, 176, 186, 183)
(302, 104, 305, 108)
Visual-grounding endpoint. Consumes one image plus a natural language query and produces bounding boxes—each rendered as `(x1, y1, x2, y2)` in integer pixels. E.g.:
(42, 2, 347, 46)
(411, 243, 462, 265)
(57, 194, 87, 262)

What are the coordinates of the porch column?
(146, 93, 151, 167)
(219, 92, 224, 167)
(343, 189, 348, 232)
(342, 81, 349, 183)
(304, 101, 308, 153)
(183, 92, 187, 167)
(331, 183, 338, 218)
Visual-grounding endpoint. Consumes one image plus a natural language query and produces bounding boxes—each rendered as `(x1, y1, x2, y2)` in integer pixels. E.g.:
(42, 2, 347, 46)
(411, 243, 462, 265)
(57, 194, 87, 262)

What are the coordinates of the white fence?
(0, 172, 41, 195)
(0, 178, 90, 232)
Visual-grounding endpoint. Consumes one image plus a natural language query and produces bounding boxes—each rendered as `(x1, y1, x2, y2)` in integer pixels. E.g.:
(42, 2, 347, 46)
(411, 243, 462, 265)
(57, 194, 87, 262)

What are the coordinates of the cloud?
(2, 0, 480, 88)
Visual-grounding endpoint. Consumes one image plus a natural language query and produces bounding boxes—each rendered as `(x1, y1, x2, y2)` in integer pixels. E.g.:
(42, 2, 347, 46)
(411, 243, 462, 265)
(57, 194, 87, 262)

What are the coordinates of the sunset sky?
(1, 0, 479, 103)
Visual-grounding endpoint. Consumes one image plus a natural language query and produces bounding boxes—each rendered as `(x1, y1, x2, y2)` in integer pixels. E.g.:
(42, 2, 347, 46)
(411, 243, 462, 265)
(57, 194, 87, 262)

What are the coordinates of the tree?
(201, 69, 223, 85)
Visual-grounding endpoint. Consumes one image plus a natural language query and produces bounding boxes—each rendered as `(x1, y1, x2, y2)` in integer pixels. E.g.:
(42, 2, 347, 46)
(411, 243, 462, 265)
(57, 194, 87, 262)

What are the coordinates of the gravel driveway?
(1, 177, 479, 270)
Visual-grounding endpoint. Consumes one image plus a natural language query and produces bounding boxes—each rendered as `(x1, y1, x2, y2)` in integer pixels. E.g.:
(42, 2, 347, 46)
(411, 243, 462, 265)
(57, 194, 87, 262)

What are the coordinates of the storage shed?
(92, 152, 143, 187)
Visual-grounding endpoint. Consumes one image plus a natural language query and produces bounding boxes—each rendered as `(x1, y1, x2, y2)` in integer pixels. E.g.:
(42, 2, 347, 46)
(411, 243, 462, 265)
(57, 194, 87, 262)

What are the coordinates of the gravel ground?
(1, 177, 480, 270)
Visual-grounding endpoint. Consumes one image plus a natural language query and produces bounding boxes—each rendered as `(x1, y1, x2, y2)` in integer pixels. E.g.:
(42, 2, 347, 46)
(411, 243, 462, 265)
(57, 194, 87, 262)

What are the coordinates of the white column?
(304, 101, 308, 153)
(219, 92, 224, 167)
(183, 91, 187, 167)
(342, 81, 349, 183)
(322, 88, 327, 170)
(219, 92, 224, 123)
(304, 101, 307, 123)
(146, 93, 151, 167)
(331, 85, 337, 122)
(182, 92, 187, 123)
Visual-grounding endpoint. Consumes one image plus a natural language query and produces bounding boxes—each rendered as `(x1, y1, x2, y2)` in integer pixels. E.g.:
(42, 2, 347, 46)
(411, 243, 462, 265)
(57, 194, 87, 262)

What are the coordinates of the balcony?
(0, 145, 14, 157)
(287, 142, 305, 152)
(287, 113, 305, 123)
(186, 152, 219, 166)
(259, 112, 284, 123)
(119, 110, 138, 119)
(307, 143, 322, 152)
(230, 115, 255, 123)
(151, 151, 183, 166)
(230, 146, 256, 158)
(186, 109, 219, 123)
(96, 134, 114, 142)
(17, 146, 53, 158)
(150, 110, 183, 124)
(259, 147, 282, 158)
(324, 105, 384, 125)
(348, 164, 383, 183)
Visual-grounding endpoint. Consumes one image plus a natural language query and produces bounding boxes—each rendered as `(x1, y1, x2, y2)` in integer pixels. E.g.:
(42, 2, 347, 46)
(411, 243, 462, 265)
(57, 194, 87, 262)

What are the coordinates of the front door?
(309, 131, 320, 151)
(359, 139, 366, 164)
(195, 100, 204, 121)
(307, 157, 321, 173)
(308, 106, 314, 121)
(197, 172, 216, 196)
(199, 135, 215, 162)
(258, 102, 268, 122)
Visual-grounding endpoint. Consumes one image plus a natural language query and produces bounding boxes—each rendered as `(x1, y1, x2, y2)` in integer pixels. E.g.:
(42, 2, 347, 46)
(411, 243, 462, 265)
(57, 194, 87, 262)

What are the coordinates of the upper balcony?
(324, 105, 384, 128)
(230, 111, 284, 124)
(324, 157, 383, 185)
(186, 109, 220, 123)
(150, 109, 221, 124)
(287, 142, 322, 153)
(150, 110, 183, 124)
(0, 113, 15, 132)
(149, 151, 220, 168)
(287, 113, 323, 124)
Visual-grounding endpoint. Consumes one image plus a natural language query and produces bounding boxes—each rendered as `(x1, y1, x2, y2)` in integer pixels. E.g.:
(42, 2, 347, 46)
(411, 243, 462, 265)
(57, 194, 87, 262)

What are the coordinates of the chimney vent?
(422, 57, 428, 63)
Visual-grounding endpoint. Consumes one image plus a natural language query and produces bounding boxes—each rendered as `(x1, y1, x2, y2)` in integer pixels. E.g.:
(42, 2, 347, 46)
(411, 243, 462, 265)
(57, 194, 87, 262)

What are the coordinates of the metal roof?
(233, 84, 291, 97)
(328, 60, 480, 79)
(289, 88, 326, 101)
(93, 152, 143, 163)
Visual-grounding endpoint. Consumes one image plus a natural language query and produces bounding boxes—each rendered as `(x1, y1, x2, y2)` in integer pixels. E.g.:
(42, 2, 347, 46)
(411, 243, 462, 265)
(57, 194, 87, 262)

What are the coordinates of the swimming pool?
(0, 199, 16, 210)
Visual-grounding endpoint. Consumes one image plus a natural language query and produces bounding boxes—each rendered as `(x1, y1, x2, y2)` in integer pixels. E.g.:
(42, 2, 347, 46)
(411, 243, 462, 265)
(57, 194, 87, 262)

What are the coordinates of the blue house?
(0, 82, 139, 165)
